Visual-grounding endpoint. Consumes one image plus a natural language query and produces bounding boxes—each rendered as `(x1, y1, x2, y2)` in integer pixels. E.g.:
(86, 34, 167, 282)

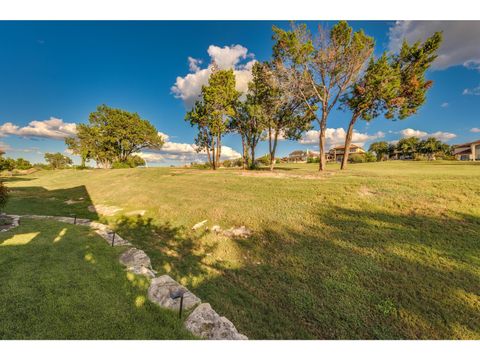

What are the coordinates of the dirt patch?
(358, 186, 377, 197)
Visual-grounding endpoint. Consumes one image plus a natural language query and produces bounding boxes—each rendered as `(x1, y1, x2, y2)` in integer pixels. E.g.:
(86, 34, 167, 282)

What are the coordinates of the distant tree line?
(369, 137, 454, 161)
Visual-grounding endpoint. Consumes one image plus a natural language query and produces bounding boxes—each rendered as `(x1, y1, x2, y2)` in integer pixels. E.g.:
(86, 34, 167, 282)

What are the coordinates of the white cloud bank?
(388, 21, 480, 70)
(470, 128, 480, 133)
(0, 117, 77, 140)
(137, 132, 241, 164)
(399, 128, 457, 142)
(171, 44, 256, 107)
(299, 128, 385, 148)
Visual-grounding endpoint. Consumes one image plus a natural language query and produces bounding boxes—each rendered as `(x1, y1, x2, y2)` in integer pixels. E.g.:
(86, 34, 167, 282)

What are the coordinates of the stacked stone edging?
(7, 213, 247, 340)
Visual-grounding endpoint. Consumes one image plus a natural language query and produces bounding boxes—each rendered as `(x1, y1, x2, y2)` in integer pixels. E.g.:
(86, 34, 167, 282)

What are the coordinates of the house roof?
(332, 144, 362, 150)
(453, 139, 480, 148)
(455, 149, 472, 155)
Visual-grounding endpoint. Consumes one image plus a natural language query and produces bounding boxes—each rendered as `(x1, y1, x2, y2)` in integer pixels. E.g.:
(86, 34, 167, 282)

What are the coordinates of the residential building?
(453, 140, 480, 161)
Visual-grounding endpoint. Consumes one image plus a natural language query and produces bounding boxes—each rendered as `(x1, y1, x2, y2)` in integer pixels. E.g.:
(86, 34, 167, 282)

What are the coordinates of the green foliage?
(307, 156, 320, 163)
(272, 21, 375, 170)
(364, 151, 377, 162)
(396, 137, 420, 157)
(44, 152, 73, 169)
(14, 158, 33, 170)
(369, 141, 390, 161)
(186, 70, 240, 169)
(255, 154, 271, 166)
(0, 157, 16, 171)
(349, 153, 367, 163)
(0, 182, 8, 209)
(112, 155, 146, 169)
(66, 105, 163, 168)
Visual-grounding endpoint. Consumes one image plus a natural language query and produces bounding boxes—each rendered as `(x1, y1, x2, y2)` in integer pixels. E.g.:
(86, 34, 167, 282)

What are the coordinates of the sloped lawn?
(0, 218, 193, 339)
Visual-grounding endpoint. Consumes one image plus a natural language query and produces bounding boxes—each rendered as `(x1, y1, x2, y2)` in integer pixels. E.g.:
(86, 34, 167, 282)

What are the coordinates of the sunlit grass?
(0, 219, 194, 339)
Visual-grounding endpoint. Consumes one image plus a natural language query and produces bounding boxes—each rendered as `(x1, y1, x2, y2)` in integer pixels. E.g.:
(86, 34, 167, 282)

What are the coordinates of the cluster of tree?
(369, 137, 454, 161)
(66, 105, 163, 168)
(0, 151, 33, 172)
(43, 152, 73, 169)
(185, 21, 442, 171)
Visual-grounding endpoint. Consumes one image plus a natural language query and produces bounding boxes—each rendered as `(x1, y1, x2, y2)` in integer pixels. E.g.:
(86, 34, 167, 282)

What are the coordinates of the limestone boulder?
(119, 248, 152, 269)
(147, 275, 200, 311)
(184, 303, 248, 340)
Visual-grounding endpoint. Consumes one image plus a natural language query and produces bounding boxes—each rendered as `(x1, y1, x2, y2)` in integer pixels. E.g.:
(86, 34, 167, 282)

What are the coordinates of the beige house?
(287, 150, 319, 163)
(453, 140, 480, 161)
(328, 144, 366, 162)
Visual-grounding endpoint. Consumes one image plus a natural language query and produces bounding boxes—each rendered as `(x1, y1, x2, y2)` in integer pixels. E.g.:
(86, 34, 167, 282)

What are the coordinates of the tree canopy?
(44, 152, 73, 169)
(66, 105, 163, 168)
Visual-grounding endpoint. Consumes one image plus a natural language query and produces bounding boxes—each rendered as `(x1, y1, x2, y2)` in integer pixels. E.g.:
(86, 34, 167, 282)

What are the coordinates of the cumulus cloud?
(462, 85, 480, 95)
(299, 128, 385, 147)
(137, 132, 241, 164)
(388, 21, 480, 70)
(399, 128, 457, 142)
(172, 44, 256, 107)
(0, 117, 77, 140)
(470, 127, 480, 133)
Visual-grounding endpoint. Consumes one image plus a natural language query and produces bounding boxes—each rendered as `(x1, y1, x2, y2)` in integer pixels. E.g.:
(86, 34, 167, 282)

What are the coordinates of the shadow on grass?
(4, 185, 99, 220)
(115, 207, 480, 340)
(113, 215, 217, 282)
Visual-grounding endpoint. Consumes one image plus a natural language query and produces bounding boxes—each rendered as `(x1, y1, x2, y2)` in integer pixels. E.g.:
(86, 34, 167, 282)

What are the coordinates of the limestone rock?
(129, 265, 156, 278)
(210, 225, 222, 233)
(192, 220, 208, 230)
(184, 303, 248, 340)
(222, 226, 252, 238)
(148, 275, 200, 311)
(119, 248, 152, 268)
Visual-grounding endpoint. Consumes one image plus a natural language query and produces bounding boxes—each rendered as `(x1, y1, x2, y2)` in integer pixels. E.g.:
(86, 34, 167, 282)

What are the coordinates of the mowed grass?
(4, 161, 480, 339)
(0, 218, 194, 339)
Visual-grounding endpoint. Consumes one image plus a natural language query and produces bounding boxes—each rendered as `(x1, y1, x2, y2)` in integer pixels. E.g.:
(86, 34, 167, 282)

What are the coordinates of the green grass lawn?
(0, 218, 194, 339)
(3, 161, 480, 339)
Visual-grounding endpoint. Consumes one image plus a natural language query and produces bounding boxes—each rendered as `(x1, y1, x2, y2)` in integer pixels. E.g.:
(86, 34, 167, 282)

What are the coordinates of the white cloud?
(440, 102, 449, 108)
(188, 57, 202, 72)
(470, 127, 480, 133)
(399, 128, 457, 142)
(463, 85, 480, 95)
(0, 117, 77, 140)
(388, 21, 480, 70)
(137, 132, 241, 164)
(299, 128, 385, 148)
(171, 44, 255, 107)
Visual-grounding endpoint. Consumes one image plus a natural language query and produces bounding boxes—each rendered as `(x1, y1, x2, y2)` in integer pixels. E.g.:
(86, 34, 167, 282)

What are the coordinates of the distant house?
(328, 144, 366, 162)
(287, 150, 319, 163)
(453, 140, 480, 161)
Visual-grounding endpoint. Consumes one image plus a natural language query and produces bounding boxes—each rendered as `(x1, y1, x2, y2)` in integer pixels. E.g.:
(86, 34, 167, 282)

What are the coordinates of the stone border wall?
(6, 214, 247, 340)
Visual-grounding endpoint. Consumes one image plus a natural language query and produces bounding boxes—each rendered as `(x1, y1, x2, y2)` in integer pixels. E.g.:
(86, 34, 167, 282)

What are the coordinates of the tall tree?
(231, 62, 271, 169)
(186, 68, 239, 170)
(265, 59, 316, 170)
(339, 32, 442, 169)
(369, 141, 390, 161)
(66, 105, 164, 168)
(397, 137, 420, 158)
(419, 137, 443, 160)
(273, 21, 374, 171)
(44, 152, 73, 169)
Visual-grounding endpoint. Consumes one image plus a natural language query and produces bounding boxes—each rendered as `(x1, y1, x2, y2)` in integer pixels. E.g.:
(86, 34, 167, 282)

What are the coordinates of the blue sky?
(0, 21, 479, 165)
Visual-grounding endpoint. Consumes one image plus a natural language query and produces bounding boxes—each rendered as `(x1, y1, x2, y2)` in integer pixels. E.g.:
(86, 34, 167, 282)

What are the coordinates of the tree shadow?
(4, 185, 99, 220)
(182, 208, 480, 339)
(113, 215, 217, 284)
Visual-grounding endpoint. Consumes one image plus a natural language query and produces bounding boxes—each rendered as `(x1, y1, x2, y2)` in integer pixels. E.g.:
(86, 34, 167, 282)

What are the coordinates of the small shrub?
(307, 157, 320, 163)
(349, 154, 366, 163)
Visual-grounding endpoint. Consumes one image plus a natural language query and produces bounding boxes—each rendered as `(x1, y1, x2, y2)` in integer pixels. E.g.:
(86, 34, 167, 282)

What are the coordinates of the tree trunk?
(318, 111, 328, 171)
(241, 135, 247, 170)
(269, 130, 279, 171)
(341, 114, 359, 170)
(211, 138, 216, 170)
